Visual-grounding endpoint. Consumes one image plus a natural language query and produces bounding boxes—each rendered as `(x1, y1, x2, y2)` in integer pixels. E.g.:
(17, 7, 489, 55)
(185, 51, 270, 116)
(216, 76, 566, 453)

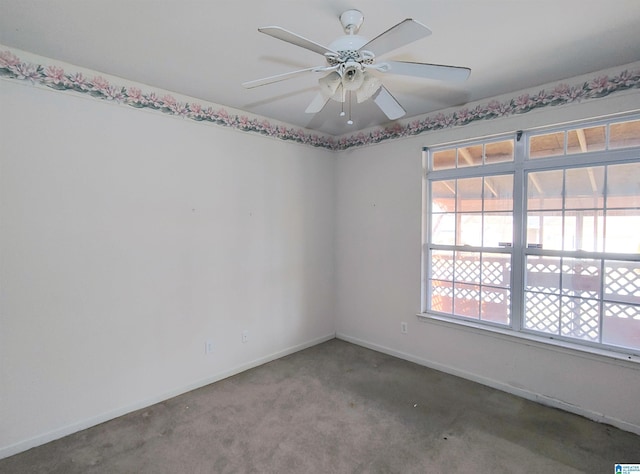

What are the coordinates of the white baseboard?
(0, 333, 335, 460)
(336, 332, 640, 436)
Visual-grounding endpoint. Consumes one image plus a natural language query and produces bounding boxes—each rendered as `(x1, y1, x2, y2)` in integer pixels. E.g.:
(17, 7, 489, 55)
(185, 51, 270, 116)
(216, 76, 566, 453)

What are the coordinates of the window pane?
(431, 250, 454, 281)
(433, 148, 456, 170)
(457, 177, 483, 212)
(484, 175, 513, 211)
(458, 144, 482, 167)
(431, 280, 453, 313)
(604, 210, 640, 253)
(609, 119, 640, 149)
(530, 131, 565, 158)
(567, 126, 606, 154)
(431, 213, 455, 245)
(603, 303, 640, 350)
(565, 166, 604, 209)
(526, 256, 561, 293)
(604, 260, 640, 305)
(485, 140, 514, 164)
(564, 210, 604, 252)
(562, 258, 601, 298)
(482, 253, 511, 288)
(481, 253, 511, 324)
(481, 287, 510, 324)
(606, 162, 640, 209)
(525, 292, 560, 334)
(560, 296, 600, 341)
(458, 214, 483, 246)
(602, 260, 640, 349)
(528, 169, 563, 210)
(563, 214, 576, 251)
(455, 252, 480, 284)
(454, 283, 480, 319)
(483, 213, 513, 247)
(527, 211, 563, 250)
(431, 180, 456, 213)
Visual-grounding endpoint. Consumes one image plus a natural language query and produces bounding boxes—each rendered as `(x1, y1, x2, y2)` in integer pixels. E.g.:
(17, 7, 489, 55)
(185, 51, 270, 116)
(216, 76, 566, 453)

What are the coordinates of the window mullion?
(421, 149, 430, 313)
(511, 133, 527, 331)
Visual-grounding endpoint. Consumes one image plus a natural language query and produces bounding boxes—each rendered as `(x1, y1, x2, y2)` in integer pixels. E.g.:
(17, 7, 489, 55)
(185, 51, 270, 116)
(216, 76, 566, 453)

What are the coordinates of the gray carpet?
(1, 339, 638, 473)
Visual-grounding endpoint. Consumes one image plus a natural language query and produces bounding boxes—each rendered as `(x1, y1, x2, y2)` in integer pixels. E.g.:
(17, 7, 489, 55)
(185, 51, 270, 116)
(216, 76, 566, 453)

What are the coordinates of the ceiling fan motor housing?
(326, 35, 371, 66)
(329, 10, 371, 66)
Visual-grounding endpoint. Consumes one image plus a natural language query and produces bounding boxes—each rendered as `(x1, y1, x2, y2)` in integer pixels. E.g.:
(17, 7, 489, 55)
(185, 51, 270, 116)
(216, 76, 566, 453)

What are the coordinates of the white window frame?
(420, 114, 640, 361)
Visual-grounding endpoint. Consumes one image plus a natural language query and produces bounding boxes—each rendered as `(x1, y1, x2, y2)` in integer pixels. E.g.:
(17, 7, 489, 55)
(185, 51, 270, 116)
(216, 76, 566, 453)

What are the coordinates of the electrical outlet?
(241, 330, 249, 343)
(401, 322, 408, 334)
(205, 340, 214, 354)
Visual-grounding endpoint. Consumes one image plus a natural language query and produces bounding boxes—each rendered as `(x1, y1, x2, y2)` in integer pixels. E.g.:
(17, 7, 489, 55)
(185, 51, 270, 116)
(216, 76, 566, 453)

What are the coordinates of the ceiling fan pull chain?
(347, 91, 354, 125)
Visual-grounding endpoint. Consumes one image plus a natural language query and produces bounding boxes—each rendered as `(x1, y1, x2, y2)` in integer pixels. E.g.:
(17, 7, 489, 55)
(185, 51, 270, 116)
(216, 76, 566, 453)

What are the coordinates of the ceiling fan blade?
(258, 26, 337, 56)
(305, 93, 330, 114)
(383, 60, 471, 82)
(360, 19, 431, 57)
(373, 86, 406, 120)
(242, 67, 319, 88)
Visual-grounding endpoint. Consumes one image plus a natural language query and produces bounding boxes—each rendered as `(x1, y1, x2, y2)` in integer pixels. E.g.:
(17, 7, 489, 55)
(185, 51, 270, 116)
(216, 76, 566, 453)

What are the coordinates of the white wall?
(0, 80, 336, 457)
(335, 92, 640, 434)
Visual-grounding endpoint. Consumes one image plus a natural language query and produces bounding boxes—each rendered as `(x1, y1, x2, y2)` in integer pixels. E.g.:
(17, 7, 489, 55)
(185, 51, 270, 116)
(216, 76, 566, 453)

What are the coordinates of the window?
(423, 116, 640, 356)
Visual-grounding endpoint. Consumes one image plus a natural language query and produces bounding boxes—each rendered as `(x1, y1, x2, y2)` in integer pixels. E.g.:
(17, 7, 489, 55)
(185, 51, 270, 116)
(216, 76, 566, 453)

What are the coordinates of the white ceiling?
(2, 0, 640, 136)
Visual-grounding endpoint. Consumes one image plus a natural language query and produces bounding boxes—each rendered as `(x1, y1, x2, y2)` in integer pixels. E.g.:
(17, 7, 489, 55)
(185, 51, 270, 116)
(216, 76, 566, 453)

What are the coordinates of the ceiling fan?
(243, 9, 471, 124)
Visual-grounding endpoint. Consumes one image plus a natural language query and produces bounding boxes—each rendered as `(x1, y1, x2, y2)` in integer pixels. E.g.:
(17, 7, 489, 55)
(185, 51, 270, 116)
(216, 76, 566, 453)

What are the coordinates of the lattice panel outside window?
(605, 303, 640, 320)
(432, 256, 454, 280)
(525, 292, 560, 333)
(605, 262, 640, 302)
(560, 297, 600, 341)
(482, 259, 510, 286)
(455, 258, 480, 284)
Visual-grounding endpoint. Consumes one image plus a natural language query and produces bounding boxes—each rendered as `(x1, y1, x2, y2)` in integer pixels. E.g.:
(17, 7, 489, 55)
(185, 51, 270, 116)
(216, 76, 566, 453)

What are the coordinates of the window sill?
(416, 312, 640, 369)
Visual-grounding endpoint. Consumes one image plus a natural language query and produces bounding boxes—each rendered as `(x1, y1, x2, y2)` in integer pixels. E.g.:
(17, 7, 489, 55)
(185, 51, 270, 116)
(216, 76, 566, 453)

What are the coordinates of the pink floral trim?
(335, 70, 640, 150)
(2, 50, 639, 151)
(0, 50, 335, 149)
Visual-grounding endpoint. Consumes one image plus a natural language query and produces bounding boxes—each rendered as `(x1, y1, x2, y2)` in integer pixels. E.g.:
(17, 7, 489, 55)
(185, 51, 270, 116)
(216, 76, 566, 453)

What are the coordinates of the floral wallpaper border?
(2, 48, 640, 151)
(0, 49, 336, 150)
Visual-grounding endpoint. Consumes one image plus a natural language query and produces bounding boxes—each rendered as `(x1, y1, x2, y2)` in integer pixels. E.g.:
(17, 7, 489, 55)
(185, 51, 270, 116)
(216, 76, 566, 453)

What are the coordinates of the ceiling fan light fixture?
(342, 64, 365, 91)
(356, 72, 382, 103)
(318, 71, 342, 98)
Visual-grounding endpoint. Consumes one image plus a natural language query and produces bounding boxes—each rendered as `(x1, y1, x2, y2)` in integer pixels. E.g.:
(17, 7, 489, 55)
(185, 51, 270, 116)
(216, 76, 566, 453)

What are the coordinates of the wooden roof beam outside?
(576, 128, 599, 193)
